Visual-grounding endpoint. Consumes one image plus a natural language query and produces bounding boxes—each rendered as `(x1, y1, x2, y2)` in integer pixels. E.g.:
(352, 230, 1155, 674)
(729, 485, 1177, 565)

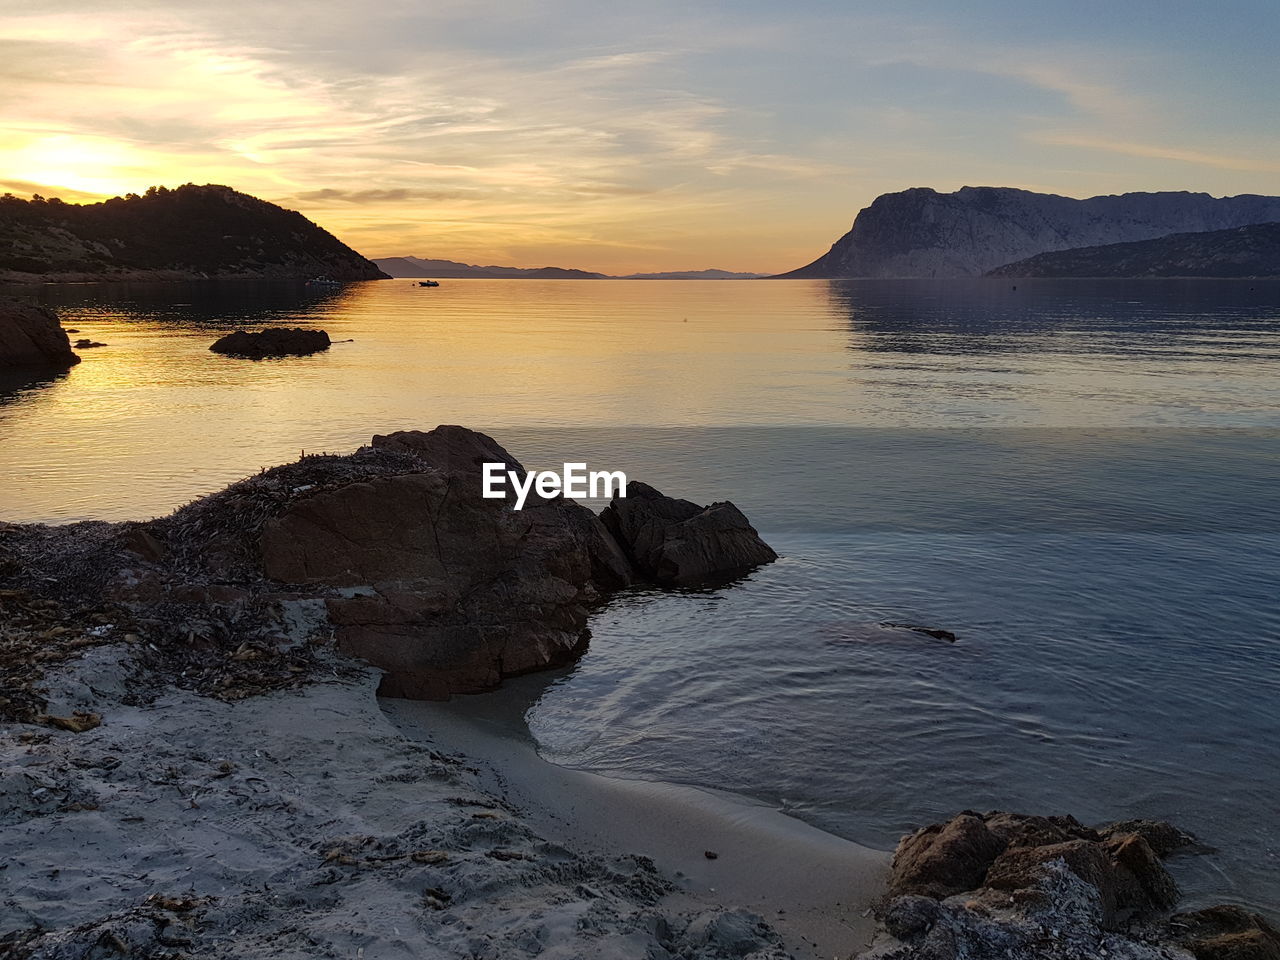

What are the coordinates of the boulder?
(254, 427, 632, 697)
(600, 481, 777, 586)
(0, 300, 80, 368)
(210, 327, 330, 358)
(890, 812, 1006, 899)
(1171, 905, 1280, 960)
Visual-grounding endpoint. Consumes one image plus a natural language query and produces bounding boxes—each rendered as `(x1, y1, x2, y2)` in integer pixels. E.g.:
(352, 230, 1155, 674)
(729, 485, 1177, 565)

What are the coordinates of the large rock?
(1171, 905, 1280, 960)
(255, 427, 632, 697)
(600, 481, 777, 586)
(0, 300, 80, 368)
(210, 327, 330, 358)
(890, 812, 1006, 899)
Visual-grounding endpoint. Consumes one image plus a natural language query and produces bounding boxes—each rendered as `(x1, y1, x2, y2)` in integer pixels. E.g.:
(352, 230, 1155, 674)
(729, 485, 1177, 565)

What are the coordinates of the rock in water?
(0, 300, 80, 368)
(210, 328, 331, 358)
(1170, 905, 1280, 960)
(599, 481, 777, 586)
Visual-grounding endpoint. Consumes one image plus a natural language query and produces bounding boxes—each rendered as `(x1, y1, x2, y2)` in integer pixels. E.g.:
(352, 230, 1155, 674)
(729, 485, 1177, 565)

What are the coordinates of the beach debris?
(487, 848, 532, 861)
(422, 887, 452, 910)
(410, 849, 449, 865)
(40, 711, 102, 733)
(704, 850, 719, 860)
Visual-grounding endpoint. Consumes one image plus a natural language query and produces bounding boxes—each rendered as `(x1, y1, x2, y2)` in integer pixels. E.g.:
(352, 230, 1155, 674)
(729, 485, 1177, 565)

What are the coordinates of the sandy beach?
(1, 642, 886, 959)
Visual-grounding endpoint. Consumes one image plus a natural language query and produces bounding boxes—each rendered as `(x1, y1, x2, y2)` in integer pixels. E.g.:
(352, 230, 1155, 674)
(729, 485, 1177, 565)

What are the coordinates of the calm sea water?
(2, 278, 1278, 914)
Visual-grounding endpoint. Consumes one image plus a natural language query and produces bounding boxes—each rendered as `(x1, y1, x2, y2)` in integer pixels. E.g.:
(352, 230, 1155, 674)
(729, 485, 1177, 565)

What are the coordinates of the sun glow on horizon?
(1, 1, 1277, 273)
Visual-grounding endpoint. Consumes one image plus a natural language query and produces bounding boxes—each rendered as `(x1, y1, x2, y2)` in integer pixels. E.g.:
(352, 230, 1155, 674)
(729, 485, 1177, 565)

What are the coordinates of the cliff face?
(988, 222, 1280, 278)
(0, 185, 389, 282)
(779, 187, 1280, 278)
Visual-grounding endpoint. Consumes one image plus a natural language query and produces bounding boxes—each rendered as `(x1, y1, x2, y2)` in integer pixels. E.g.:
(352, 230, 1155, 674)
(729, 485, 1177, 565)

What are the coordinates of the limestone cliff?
(779, 186, 1280, 278)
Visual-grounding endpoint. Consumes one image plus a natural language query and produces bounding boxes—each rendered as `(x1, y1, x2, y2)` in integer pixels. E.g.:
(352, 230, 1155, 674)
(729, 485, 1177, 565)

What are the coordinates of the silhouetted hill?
(374, 257, 763, 279)
(778, 187, 1280, 278)
(988, 222, 1280, 278)
(375, 256, 606, 279)
(0, 185, 388, 282)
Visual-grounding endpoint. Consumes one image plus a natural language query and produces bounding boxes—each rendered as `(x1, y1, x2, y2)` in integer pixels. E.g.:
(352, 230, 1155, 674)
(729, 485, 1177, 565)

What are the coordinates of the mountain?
(777, 187, 1280, 279)
(374, 257, 764, 279)
(987, 222, 1280, 278)
(619, 269, 766, 280)
(0, 185, 388, 282)
(375, 256, 606, 279)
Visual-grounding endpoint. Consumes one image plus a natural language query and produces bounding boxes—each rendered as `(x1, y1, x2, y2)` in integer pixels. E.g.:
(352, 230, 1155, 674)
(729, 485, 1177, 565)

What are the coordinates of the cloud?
(1030, 131, 1280, 174)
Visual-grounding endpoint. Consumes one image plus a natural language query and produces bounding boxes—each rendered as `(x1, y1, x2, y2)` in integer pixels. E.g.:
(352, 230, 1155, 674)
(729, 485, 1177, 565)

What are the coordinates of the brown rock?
(1101, 818, 1200, 857)
(0, 300, 80, 368)
(600, 480, 777, 586)
(258, 427, 631, 697)
(890, 813, 1006, 899)
(1173, 905, 1280, 960)
(1105, 832, 1180, 913)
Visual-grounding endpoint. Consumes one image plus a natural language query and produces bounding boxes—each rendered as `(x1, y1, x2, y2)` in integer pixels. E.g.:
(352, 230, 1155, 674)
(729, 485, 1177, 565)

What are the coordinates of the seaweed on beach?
(154, 446, 426, 582)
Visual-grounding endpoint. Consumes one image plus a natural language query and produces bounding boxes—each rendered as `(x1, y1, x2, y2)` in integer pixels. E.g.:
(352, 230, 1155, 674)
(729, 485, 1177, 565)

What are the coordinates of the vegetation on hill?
(988, 222, 1280, 278)
(0, 184, 388, 282)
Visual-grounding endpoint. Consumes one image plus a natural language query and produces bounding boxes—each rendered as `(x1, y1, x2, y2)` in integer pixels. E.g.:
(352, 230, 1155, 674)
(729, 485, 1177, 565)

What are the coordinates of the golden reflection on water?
(2, 277, 1279, 523)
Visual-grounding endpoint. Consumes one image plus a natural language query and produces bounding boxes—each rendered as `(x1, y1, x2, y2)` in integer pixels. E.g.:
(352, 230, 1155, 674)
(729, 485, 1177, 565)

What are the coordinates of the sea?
(2, 277, 1277, 914)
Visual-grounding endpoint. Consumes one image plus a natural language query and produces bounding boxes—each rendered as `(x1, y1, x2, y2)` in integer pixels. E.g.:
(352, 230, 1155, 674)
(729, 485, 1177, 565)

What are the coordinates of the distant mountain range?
(988, 222, 1280, 278)
(374, 256, 764, 280)
(0, 185, 388, 282)
(777, 187, 1280, 278)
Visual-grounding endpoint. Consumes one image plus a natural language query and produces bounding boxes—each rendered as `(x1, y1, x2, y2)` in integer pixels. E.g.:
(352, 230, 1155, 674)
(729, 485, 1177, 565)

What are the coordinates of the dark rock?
(880, 621, 958, 643)
(210, 328, 330, 358)
(73, 339, 107, 349)
(1171, 905, 1280, 960)
(600, 481, 777, 586)
(0, 300, 80, 368)
(255, 427, 631, 697)
(1101, 818, 1201, 857)
(890, 812, 1006, 899)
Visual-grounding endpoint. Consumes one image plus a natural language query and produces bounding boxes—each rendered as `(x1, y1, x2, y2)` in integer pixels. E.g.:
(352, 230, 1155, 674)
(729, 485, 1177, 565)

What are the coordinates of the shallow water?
(2, 277, 1278, 913)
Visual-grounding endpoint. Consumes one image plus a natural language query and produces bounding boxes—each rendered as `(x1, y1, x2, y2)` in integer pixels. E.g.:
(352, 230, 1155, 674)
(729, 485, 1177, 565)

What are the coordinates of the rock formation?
(0, 300, 80, 368)
(862, 809, 1277, 960)
(779, 187, 1280, 278)
(600, 481, 778, 586)
(210, 328, 331, 358)
(2, 427, 774, 700)
(988, 222, 1280, 278)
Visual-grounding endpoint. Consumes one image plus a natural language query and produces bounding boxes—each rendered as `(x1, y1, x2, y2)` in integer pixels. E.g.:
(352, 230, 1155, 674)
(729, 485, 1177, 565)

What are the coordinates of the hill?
(374, 256, 606, 279)
(777, 187, 1280, 278)
(0, 185, 388, 282)
(375, 257, 764, 279)
(987, 222, 1280, 278)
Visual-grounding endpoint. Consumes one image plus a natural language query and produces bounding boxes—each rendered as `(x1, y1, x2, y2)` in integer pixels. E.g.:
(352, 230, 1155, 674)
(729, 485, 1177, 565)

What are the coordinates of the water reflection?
(0, 368, 73, 408)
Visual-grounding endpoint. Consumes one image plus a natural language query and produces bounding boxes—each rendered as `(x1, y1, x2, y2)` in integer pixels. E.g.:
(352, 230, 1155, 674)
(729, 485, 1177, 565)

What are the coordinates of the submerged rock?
(73, 338, 107, 349)
(209, 327, 330, 358)
(600, 480, 777, 586)
(0, 300, 80, 368)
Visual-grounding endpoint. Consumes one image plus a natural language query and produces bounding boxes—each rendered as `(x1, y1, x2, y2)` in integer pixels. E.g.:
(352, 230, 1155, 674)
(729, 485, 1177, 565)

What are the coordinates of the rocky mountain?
(375, 257, 764, 280)
(0, 185, 388, 282)
(988, 222, 1280, 278)
(778, 186, 1280, 278)
(375, 256, 606, 279)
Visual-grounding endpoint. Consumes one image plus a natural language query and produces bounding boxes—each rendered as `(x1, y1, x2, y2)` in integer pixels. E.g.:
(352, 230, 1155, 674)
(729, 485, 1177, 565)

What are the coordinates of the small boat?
(418, 280, 440, 287)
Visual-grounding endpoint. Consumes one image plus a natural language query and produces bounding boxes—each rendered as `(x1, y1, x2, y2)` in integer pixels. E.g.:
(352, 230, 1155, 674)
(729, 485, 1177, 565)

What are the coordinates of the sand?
(0, 645, 887, 959)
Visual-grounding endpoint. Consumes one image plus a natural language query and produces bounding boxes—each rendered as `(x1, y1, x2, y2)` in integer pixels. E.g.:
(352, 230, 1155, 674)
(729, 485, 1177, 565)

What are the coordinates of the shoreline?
(385, 672, 889, 960)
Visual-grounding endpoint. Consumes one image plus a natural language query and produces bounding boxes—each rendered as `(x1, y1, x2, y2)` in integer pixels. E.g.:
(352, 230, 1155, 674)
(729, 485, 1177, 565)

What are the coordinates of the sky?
(1, 0, 1277, 273)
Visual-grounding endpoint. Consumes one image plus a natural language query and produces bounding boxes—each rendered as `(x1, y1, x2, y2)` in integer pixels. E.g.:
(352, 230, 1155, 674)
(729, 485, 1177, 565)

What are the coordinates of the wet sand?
(385, 672, 889, 959)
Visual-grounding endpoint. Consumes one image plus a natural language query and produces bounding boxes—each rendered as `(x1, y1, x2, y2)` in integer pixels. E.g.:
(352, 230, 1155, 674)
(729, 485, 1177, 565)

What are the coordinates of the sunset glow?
(2, 1, 1276, 272)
